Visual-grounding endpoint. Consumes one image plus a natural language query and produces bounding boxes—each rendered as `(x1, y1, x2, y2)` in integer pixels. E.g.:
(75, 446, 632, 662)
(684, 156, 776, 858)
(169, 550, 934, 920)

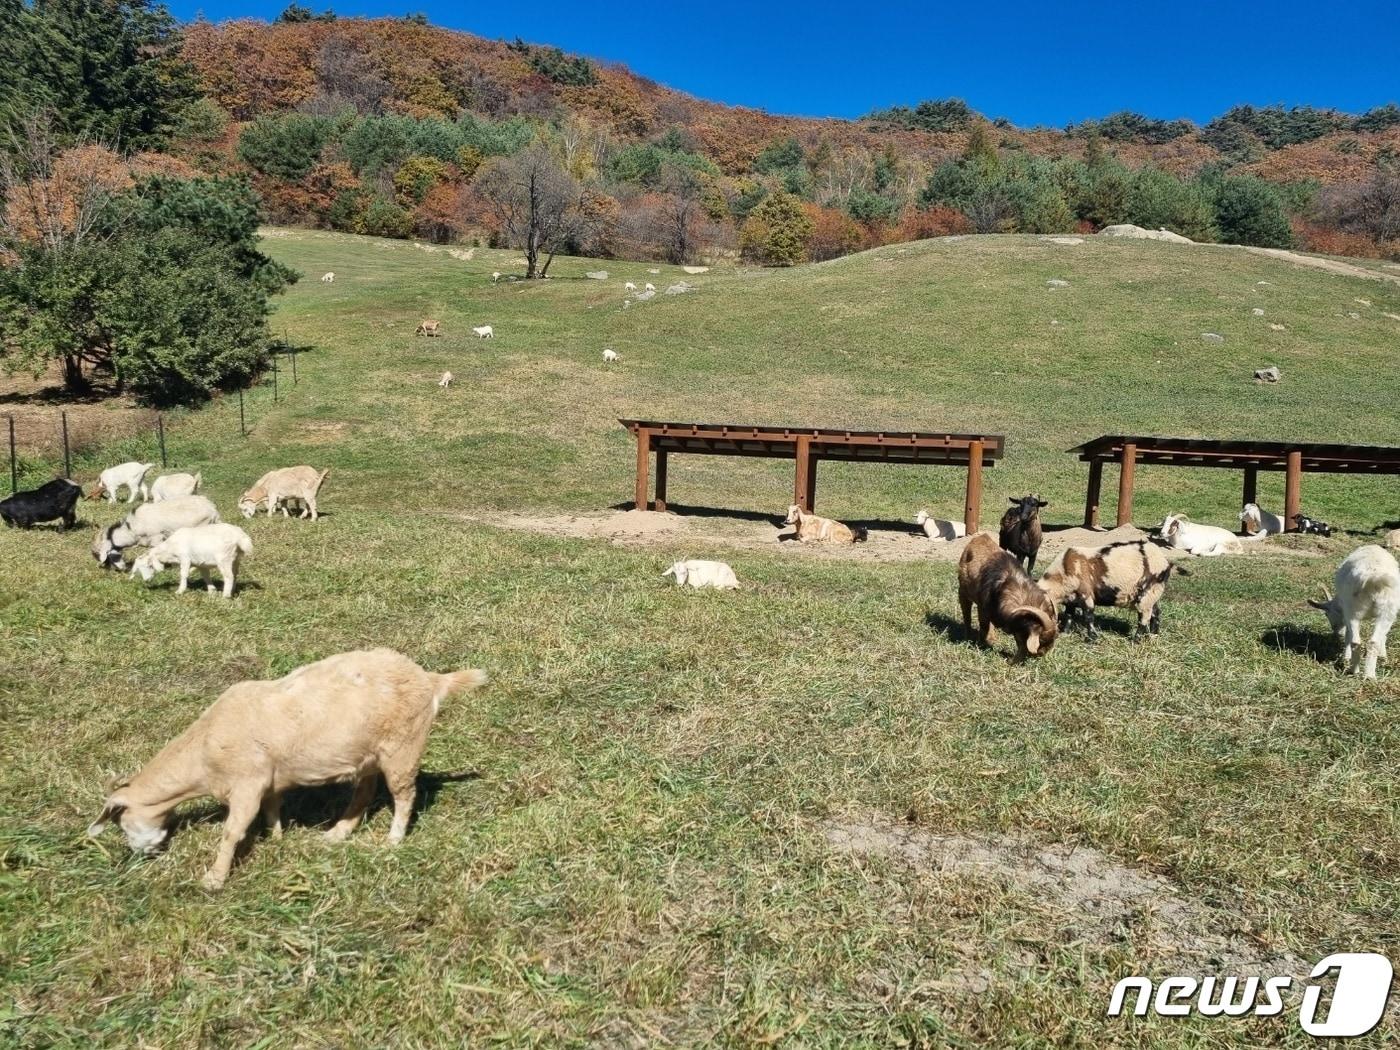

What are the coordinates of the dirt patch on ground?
(825, 815, 1304, 977)
(0, 366, 156, 461)
(471, 510, 1310, 565)
(1244, 246, 1400, 286)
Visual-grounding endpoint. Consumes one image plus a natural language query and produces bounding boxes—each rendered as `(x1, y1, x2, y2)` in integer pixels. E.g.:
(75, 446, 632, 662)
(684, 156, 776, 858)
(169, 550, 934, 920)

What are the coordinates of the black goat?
(0, 478, 84, 530)
(999, 494, 1047, 572)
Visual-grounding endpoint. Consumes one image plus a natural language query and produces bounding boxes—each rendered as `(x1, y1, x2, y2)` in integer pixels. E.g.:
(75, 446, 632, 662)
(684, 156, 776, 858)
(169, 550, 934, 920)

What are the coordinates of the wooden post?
(794, 436, 813, 511)
(634, 428, 651, 511)
(964, 439, 984, 534)
(7, 416, 14, 496)
(805, 455, 819, 512)
(1242, 465, 1258, 508)
(157, 415, 167, 468)
(654, 450, 668, 513)
(1116, 442, 1137, 527)
(61, 411, 71, 480)
(291, 349, 297, 385)
(1284, 450, 1302, 531)
(1083, 459, 1103, 528)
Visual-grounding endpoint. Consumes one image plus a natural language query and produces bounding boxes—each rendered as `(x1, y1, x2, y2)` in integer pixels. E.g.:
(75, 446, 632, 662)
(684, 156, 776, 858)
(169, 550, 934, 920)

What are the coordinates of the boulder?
(586, 271, 609, 280)
(1202, 333, 1225, 344)
(1046, 278, 1069, 288)
(1254, 366, 1281, 382)
(1098, 224, 1193, 244)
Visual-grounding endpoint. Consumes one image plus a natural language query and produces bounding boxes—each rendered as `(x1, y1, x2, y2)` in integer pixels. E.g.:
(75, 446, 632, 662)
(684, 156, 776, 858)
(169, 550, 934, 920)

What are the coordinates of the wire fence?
(4, 346, 304, 497)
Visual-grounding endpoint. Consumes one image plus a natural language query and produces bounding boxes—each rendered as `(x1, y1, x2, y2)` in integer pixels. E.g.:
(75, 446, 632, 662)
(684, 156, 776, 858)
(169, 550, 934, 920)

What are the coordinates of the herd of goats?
(0, 456, 1397, 889)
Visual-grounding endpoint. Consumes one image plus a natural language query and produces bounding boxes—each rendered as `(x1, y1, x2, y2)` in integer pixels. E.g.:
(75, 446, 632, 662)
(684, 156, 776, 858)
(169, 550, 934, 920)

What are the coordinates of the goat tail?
(435, 668, 488, 704)
(316, 468, 332, 489)
(236, 532, 253, 556)
(852, 527, 869, 544)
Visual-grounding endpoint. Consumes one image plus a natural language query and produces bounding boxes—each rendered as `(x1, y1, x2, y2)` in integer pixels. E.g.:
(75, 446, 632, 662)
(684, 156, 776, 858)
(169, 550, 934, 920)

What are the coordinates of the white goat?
(321, 272, 335, 283)
(602, 349, 619, 363)
(439, 371, 453, 389)
(624, 282, 637, 291)
(130, 523, 252, 598)
(92, 495, 221, 568)
(915, 509, 966, 541)
(472, 325, 494, 339)
(1309, 545, 1400, 679)
(1157, 513, 1265, 557)
(90, 462, 154, 503)
(662, 559, 739, 590)
(239, 466, 330, 521)
(1239, 503, 1285, 536)
(149, 472, 201, 502)
(491, 271, 501, 283)
(86, 648, 488, 888)
(644, 283, 656, 292)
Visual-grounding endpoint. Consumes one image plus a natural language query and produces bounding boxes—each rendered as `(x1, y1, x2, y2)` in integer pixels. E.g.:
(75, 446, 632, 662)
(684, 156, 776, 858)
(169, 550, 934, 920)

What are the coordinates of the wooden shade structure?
(621, 420, 1005, 530)
(1069, 434, 1400, 530)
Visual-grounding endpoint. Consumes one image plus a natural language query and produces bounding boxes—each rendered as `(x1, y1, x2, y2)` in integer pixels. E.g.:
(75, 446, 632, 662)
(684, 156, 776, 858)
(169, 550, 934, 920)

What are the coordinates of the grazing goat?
(662, 559, 739, 590)
(624, 282, 637, 291)
(491, 271, 501, 283)
(782, 504, 867, 544)
(644, 283, 656, 292)
(130, 523, 252, 598)
(1037, 539, 1174, 639)
(149, 472, 201, 502)
(999, 494, 1047, 571)
(321, 272, 334, 283)
(87, 649, 488, 888)
(0, 478, 83, 530)
(1239, 503, 1285, 536)
(439, 371, 453, 389)
(957, 532, 1058, 662)
(239, 466, 330, 521)
(915, 509, 966, 542)
(415, 319, 441, 337)
(1294, 513, 1333, 537)
(1308, 545, 1400, 679)
(1157, 513, 1265, 556)
(602, 349, 619, 363)
(92, 495, 221, 568)
(472, 325, 494, 339)
(90, 462, 154, 503)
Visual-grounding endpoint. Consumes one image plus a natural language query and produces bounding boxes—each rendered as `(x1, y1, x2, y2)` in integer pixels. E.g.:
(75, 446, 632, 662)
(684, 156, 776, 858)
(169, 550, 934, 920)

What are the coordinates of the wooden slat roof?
(1068, 434, 1400, 474)
(620, 420, 1005, 465)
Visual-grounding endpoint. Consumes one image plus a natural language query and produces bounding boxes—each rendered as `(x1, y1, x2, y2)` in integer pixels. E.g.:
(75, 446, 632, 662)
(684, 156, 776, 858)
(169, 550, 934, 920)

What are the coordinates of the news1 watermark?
(1108, 953, 1393, 1037)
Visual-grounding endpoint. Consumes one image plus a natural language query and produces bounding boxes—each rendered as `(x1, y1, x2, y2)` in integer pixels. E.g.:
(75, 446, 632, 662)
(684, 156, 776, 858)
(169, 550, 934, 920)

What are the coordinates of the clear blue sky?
(168, 0, 1400, 126)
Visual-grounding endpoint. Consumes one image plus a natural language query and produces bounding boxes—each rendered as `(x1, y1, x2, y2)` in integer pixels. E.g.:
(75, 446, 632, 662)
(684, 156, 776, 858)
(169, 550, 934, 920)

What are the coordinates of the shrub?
(343, 117, 411, 177)
(361, 196, 414, 238)
(739, 191, 812, 266)
(894, 205, 972, 240)
(393, 155, 449, 205)
(236, 114, 330, 179)
(1210, 175, 1294, 247)
(1124, 168, 1218, 241)
(802, 203, 864, 261)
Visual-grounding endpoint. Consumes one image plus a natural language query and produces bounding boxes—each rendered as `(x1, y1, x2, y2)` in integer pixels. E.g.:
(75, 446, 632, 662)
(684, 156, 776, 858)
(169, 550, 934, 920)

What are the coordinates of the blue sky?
(167, 0, 1400, 126)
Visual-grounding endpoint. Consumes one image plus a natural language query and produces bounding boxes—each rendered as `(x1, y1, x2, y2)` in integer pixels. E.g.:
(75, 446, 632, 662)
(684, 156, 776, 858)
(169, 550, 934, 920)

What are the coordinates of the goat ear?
(1037, 500, 1048, 508)
(87, 797, 126, 837)
(1306, 598, 1328, 610)
(1008, 497, 1018, 504)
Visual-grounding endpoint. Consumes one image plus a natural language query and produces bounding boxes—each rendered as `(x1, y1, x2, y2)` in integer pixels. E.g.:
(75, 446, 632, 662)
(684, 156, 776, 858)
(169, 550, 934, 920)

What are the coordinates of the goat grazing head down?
(87, 781, 170, 856)
(1307, 586, 1343, 635)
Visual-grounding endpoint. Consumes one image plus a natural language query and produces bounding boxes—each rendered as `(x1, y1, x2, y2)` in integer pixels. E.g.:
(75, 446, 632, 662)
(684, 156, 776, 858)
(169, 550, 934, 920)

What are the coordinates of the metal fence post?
(7, 416, 15, 496)
(62, 410, 71, 479)
(157, 415, 167, 468)
(239, 389, 246, 437)
(273, 354, 279, 402)
(291, 349, 297, 385)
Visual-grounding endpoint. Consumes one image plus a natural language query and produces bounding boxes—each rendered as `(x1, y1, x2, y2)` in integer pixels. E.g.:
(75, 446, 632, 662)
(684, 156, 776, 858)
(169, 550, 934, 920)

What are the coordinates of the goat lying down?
(1239, 503, 1285, 536)
(782, 505, 867, 544)
(1309, 545, 1400, 679)
(88, 649, 488, 889)
(957, 532, 1057, 662)
(1, 478, 83, 529)
(916, 509, 966, 541)
(1157, 513, 1266, 557)
(662, 559, 739, 590)
(130, 523, 252, 598)
(1037, 539, 1175, 639)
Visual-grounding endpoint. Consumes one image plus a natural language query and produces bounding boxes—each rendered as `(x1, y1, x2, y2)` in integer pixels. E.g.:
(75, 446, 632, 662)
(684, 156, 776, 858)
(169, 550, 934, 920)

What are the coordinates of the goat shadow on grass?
(1260, 622, 1336, 665)
(136, 579, 264, 595)
(924, 610, 970, 643)
(610, 501, 925, 538)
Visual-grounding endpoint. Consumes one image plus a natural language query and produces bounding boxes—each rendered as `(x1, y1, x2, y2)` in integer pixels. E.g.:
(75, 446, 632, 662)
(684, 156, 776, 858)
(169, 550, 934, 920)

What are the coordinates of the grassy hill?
(1, 232, 1398, 1046)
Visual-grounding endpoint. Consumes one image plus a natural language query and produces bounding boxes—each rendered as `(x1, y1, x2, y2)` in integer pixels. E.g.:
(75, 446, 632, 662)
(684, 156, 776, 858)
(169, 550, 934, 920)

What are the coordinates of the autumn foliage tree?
(740, 191, 812, 266)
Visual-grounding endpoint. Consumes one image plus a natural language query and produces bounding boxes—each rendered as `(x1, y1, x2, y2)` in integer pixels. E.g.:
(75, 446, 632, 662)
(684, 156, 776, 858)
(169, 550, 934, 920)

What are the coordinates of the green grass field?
(2, 230, 1398, 1047)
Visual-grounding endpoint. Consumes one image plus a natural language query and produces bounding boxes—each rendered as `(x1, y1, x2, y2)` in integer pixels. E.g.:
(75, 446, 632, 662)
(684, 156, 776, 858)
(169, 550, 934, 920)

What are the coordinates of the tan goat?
(957, 532, 1058, 662)
(782, 504, 867, 544)
(238, 466, 331, 521)
(87, 649, 488, 889)
(415, 319, 441, 337)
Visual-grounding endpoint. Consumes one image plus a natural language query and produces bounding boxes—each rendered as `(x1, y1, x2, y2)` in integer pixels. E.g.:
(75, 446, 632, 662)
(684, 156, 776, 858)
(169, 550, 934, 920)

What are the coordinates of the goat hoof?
(324, 826, 352, 843)
(201, 871, 227, 891)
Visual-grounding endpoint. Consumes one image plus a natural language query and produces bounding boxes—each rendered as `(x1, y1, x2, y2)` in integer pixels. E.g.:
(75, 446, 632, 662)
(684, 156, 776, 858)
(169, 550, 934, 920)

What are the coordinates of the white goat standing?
(92, 495, 221, 568)
(149, 472, 201, 502)
(92, 462, 154, 503)
(491, 271, 501, 283)
(473, 325, 494, 339)
(602, 349, 619, 364)
(1309, 545, 1400, 679)
(624, 282, 637, 291)
(662, 560, 739, 590)
(130, 523, 252, 598)
(915, 509, 966, 541)
(439, 371, 453, 389)
(644, 283, 656, 292)
(321, 272, 335, 283)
